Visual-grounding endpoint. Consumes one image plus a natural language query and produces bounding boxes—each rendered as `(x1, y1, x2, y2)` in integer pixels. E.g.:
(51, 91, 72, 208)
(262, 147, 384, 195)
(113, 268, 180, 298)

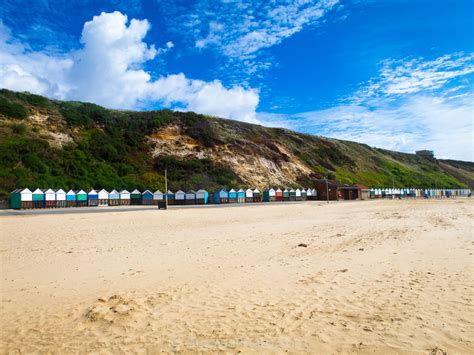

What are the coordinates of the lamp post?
(164, 168, 168, 209)
(326, 177, 329, 204)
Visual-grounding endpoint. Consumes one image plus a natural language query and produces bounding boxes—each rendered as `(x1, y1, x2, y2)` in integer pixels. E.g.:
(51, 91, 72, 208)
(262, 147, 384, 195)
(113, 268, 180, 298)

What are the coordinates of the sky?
(0, 0, 473, 160)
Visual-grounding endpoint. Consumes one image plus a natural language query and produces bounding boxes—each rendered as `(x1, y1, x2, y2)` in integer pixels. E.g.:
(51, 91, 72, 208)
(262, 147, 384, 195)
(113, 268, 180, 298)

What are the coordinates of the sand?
(1, 199, 473, 353)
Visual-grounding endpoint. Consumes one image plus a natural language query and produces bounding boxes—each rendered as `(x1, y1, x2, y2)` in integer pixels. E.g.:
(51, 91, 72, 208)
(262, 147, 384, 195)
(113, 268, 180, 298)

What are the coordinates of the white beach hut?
(120, 190, 130, 205)
(98, 189, 109, 206)
(295, 188, 302, 201)
(175, 190, 185, 205)
(245, 188, 253, 203)
(153, 190, 164, 205)
(55, 189, 67, 208)
(44, 188, 56, 208)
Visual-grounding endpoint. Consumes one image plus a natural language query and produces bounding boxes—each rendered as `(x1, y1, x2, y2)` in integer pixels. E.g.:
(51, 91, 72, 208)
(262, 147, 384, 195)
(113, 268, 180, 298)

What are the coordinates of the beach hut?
(153, 190, 164, 205)
(237, 189, 246, 203)
(120, 190, 130, 205)
(301, 189, 307, 201)
(295, 188, 302, 201)
(88, 189, 99, 206)
(196, 189, 209, 204)
(228, 189, 238, 204)
(76, 190, 87, 207)
(275, 188, 283, 201)
(252, 188, 261, 202)
(10, 188, 33, 209)
(245, 188, 253, 203)
(306, 188, 313, 201)
(283, 188, 290, 201)
(97, 189, 109, 206)
(175, 190, 185, 205)
(32, 188, 45, 208)
(167, 190, 175, 205)
(56, 189, 67, 208)
(130, 189, 142, 205)
(108, 189, 120, 206)
(289, 188, 296, 201)
(185, 190, 196, 205)
(213, 189, 229, 204)
(44, 188, 56, 208)
(263, 188, 276, 202)
(9, 189, 20, 209)
(142, 190, 154, 205)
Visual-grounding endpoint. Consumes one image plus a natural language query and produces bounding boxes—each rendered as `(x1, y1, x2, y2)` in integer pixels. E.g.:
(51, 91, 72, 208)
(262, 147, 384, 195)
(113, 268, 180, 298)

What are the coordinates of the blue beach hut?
(88, 189, 99, 206)
(142, 190, 154, 205)
(237, 189, 245, 203)
(213, 189, 229, 204)
(228, 189, 238, 203)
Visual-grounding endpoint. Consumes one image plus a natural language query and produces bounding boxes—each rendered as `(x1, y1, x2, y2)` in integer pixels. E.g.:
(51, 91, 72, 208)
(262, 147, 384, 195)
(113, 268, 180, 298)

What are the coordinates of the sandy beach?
(1, 199, 473, 353)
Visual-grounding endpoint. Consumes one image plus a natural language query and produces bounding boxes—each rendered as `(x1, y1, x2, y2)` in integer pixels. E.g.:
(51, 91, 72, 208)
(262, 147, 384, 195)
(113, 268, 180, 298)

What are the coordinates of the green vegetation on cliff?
(0, 89, 472, 200)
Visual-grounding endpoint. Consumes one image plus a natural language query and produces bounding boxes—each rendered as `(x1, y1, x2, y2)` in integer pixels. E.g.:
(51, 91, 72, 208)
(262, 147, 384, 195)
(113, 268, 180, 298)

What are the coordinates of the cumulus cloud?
(0, 13, 259, 123)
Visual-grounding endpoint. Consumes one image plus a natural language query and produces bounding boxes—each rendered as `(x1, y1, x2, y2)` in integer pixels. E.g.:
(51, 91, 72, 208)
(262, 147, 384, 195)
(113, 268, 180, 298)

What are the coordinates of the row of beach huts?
(9, 188, 319, 209)
(9, 186, 471, 209)
(369, 188, 471, 199)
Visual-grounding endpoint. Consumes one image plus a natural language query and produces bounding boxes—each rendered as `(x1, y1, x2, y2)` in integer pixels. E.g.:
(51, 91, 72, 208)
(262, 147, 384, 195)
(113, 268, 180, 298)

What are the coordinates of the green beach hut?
(32, 188, 45, 208)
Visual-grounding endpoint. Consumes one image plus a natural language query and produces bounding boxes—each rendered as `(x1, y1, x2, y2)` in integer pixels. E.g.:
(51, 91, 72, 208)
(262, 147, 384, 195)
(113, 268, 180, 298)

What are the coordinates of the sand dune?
(1, 199, 473, 353)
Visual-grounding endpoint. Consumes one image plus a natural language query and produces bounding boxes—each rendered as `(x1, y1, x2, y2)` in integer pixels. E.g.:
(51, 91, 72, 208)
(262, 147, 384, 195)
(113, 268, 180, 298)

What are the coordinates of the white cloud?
(253, 52, 472, 161)
(260, 93, 474, 161)
(185, 0, 339, 77)
(353, 53, 474, 103)
(0, 13, 259, 123)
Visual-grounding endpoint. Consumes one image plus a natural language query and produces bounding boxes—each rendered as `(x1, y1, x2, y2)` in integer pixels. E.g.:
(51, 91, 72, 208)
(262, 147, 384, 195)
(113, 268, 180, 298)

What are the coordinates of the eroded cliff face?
(147, 124, 313, 188)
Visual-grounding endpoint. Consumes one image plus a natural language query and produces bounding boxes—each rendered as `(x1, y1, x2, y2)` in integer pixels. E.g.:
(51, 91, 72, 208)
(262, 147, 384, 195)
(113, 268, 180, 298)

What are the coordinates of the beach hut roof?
(142, 189, 152, 194)
(276, 188, 282, 192)
(186, 190, 196, 194)
(238, 188, 245, 192)
(76, 189, 86, 195)
(44, 188, 55, 194)
(229, 188, 236, 193)
(98, 189, 109, 194)
(88, 189, 97, 194)
(196, 189, 207, 193)
(120, 189, 130, 194)
(18, 188, 32, 194)
(289, 188, 295, 192)
(32, 188, 43, 194)
(55, 189, 66, 194)
(154, 190, 163, 194)
(253, 188, 260, 193)
(110, 189, 119, 194)
(175, 190, 185, 194)
(284, 188, 289, 192)
(131, 189, 141, 194)
(246, 188, 253, 192)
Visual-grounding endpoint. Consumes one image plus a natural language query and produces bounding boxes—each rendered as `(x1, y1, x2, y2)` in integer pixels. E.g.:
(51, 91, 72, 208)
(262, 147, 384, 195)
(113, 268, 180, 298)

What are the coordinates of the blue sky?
(0, 0, 473, 160)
